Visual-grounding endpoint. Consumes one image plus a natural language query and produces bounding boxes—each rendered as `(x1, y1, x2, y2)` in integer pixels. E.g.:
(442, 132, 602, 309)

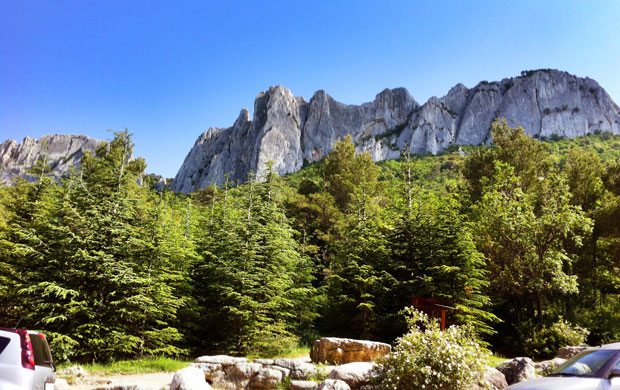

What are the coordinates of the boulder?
(327, 362, 377, 389)
(556, 346, 588, 359)
(311, 338, 391, 364)
(190, 363, 224, 381)
(250, 367, 283, 389)
(476, 367, 508, 390)
(195, 355, 248, 366)
(498, 357, 538, 385)
(535, 358, 567, 375)
(171, 366, 212, 390)
(290, 380, 319, 390)
(224, 362, 263, 384)
(316, 379, 351, 390)
(253, 358, 275, 365)
(274, 358, 317, 379)
(270, 365, 291, 379)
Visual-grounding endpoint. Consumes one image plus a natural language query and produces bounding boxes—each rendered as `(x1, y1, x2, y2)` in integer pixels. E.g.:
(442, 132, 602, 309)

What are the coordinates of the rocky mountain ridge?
(171, 69, 620, 193)
(0, 134, 101, 185)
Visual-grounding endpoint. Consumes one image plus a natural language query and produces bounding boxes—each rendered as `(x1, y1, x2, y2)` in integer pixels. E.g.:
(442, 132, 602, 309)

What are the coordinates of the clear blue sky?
(2, 0, 619, 178)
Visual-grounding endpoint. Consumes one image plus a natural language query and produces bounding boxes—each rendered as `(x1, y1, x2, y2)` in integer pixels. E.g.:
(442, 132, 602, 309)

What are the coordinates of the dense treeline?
(1, 121, 620, 362)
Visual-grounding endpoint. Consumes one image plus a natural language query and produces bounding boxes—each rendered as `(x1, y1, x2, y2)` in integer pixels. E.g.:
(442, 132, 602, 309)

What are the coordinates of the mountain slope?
(0, 134, 101, 185)
(171, 69, 620, 193)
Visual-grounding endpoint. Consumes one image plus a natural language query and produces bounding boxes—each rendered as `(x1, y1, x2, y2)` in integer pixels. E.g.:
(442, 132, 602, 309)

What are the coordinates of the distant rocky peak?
(0, 134, 102, 185)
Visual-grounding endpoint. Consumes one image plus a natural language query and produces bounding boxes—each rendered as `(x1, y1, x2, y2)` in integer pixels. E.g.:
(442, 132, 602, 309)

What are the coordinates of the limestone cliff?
(0, 134, 101, 185)
(171, 69, 620, 193)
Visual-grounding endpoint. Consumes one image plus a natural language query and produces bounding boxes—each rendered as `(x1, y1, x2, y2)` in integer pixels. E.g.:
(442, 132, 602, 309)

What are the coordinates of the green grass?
(248, 345, 312, 360)
(58, 356, 192, 375)
(488, 354, 509, 367)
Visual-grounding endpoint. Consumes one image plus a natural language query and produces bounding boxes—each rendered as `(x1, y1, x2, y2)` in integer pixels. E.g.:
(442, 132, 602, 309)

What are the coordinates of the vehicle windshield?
(550, 350, 617, 377)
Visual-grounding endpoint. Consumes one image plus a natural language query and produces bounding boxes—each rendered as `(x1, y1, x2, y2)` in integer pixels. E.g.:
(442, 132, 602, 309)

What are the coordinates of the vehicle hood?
(506, 376, 603, 390)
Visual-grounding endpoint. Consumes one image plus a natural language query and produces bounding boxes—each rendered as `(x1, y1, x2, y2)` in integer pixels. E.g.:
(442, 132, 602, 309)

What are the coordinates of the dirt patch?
(66, 372, 174, 390)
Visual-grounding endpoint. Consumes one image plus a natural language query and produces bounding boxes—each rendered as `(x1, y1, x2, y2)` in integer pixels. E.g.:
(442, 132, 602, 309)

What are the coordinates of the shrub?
(377, 308, 489, 390)
(519, 318, 589, 359)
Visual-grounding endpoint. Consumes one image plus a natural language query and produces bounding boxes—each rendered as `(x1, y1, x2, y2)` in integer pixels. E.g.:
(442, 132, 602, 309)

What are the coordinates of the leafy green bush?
(519, 318, 589, 359)
(377, 308, 489, 390)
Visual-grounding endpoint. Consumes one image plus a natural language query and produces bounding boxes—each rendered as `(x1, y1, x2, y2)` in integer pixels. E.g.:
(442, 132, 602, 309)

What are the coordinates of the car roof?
(598, 342, 620, 350)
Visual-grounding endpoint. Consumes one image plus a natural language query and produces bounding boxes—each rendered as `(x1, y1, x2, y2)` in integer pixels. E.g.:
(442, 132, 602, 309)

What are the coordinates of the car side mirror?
(608, 368, 620, 379)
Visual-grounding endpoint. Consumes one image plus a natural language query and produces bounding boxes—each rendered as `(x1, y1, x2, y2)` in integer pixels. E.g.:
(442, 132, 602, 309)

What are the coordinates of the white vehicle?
(0, 328, 56, 390)
(507, 342, 620, 390)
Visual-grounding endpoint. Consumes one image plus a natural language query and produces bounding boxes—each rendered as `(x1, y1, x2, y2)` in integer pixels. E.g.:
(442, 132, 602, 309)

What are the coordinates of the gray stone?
(170, 366, 212, 390)
(0, 134, 101, 185)
(535, 357, 567, 374)
(475, 367, 508, 390)
(498, 357, 538, 385)
(557, 346, 588, 359)
(311, 338, 391, 364)
(269, 365, 291, 378)
(316, 379, 351, 390)
(171, 70, 620, 193)
(252, 358, 275, 365)
(274, 358, 317, 379)
(94, 386, 149, 390)
(289, 380, 319, 390)
(190, 363, 224, 381)
(194, 355, 248, 366)
(327, 362, 377, 389)
(250, 367, 284, 389)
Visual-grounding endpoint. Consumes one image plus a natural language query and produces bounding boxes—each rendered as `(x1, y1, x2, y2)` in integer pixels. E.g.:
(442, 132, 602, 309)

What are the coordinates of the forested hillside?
(2, 121, 620, 362)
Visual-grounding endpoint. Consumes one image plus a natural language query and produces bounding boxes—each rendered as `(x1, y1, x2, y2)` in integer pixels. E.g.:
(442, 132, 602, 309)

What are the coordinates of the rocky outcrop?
(172, 69, 620, 192)
(0, 134, 101, 185)
(310, 338, 391, 364)
(556, 345, 588, 359)
(497, 357, 538, 385)
(170, 366, 212, 390)
(327, 362, 377, 390)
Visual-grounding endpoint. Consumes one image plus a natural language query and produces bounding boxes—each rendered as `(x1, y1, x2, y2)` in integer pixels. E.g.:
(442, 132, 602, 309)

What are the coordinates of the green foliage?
(378, 308, 489, 390)
(518, 318, 589, 359)
(4, 124, 620, 363)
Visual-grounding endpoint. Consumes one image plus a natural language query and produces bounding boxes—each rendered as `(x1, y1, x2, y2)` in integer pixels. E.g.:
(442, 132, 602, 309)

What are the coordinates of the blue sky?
(2, 0, 619, 178)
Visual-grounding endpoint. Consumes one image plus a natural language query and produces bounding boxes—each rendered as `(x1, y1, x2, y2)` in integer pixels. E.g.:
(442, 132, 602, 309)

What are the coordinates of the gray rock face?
(0, 134, 101, 185)
(172, 69, 620, 193)
(497, 357, 538, 385)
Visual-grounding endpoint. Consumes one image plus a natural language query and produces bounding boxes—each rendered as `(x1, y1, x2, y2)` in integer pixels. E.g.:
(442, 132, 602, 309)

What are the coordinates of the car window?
(30, 334, 53, 368)
(553, 350, 616, 377)
(0, 336, 9, 355)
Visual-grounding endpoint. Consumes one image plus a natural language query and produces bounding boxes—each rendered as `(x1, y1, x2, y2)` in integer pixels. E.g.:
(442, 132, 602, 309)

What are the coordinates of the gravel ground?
(65, 372, 174, 390)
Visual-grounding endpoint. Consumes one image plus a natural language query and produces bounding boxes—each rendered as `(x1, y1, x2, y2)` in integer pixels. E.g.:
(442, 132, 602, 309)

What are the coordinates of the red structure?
(412, 297, 458, 330)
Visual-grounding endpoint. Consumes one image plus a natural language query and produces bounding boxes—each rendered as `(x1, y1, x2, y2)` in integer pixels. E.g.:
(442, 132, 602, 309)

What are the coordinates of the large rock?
(498, 357, 538, 385)
(223, 362, 263, 388)
(195, 355, 248, 366)
(311, 338, 391, 364)
(274, 358, 317, 379)
(171, 366, 212, 390)
(474, 367, 508, 390)
(535, 358, 567, 375)
(171, 69, 620, 192)
(316, 379, 351, 390)
(556, 346, 588, 359)
(327, 362, 377, 389)
(289, 380, 319, 390)
(0, 134, 101, 185)
(250, 367, 283, 389)
(190, 363, 225, 383)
